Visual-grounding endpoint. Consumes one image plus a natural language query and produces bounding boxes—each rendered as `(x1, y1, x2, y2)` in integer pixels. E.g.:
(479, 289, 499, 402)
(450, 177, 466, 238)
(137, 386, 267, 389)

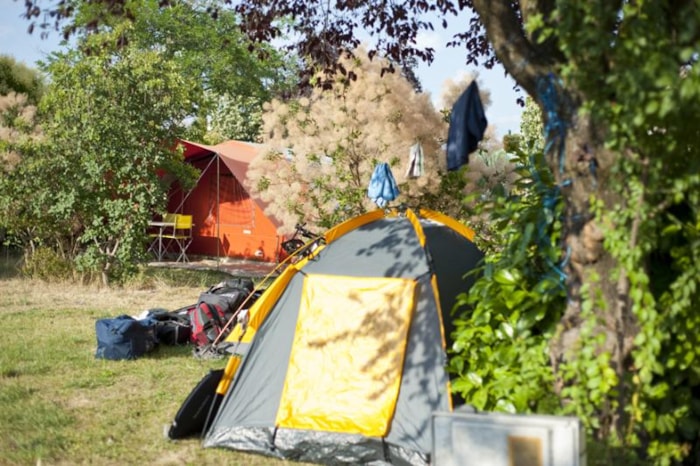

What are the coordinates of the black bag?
(144, 309, 192, 345)
(208, 278, 254, 295)
(95, 315, 157, 360)
(204, 278, 255, 309)
(168, 369, 224, 439)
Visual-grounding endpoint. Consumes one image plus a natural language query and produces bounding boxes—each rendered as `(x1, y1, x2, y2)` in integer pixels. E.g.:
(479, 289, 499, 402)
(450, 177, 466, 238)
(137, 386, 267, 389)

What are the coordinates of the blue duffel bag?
(95, 315, 157, 360)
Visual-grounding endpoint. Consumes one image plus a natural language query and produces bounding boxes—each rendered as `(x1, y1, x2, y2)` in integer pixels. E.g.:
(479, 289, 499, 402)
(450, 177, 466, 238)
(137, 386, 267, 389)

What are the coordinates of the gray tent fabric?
(200, 209, 483, 465)
(422, 220, 484, 346)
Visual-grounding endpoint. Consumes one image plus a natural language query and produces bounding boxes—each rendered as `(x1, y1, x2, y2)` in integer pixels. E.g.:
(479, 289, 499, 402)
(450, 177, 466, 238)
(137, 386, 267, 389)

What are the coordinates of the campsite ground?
(147, 255, 280, 279)
(0, 261, 311, 466)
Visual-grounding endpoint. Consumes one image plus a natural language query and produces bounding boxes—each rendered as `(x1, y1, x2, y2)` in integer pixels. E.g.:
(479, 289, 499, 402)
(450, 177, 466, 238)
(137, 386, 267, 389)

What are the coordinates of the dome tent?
(175, 207, 483, 465)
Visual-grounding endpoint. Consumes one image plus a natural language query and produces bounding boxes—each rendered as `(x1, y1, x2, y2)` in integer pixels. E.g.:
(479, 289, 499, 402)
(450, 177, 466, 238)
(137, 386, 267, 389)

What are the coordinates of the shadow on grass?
(0, 248, 21, 279)
(148, 342, 203, 360)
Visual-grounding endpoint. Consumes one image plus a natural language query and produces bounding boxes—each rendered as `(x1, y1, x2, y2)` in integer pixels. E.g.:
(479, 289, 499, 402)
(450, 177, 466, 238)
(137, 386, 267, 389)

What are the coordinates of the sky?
(413, 22, 524, 137)
(0, 2, 523, 137)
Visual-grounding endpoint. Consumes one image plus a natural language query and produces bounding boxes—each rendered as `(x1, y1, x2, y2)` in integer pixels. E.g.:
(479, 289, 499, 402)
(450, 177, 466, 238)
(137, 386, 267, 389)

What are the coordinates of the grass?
(0, 259, 303, 466)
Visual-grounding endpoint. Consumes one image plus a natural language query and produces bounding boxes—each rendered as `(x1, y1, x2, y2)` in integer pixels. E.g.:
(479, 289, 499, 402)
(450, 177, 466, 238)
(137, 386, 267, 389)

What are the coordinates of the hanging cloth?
(367, 162, 399, 208)
(446, 81, 488, 171)
(405, 142, 424, 178)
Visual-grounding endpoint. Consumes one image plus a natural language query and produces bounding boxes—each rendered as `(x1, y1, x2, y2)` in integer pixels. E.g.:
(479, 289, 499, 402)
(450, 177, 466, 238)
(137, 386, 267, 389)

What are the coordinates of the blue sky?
(0, 1, 523, 137)
(412, 16, 524, 137)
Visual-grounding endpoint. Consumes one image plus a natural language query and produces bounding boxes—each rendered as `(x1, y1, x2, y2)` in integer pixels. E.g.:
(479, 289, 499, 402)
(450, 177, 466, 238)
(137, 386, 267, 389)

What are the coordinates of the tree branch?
(471, 0, 554, 97)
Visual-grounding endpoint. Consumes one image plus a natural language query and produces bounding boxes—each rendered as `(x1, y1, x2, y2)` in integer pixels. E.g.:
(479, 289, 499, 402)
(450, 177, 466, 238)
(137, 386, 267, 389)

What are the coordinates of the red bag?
(190, 301, 228, 346)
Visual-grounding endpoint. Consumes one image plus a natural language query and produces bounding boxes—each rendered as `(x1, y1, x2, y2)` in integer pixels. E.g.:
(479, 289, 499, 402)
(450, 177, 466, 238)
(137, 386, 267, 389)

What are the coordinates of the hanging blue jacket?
(367, 162, 399, 208)
(446, 81, 488, 171)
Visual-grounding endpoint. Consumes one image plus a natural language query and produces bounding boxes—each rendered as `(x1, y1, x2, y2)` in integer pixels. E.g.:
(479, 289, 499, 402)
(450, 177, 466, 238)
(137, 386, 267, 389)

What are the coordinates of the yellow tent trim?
(406, 208, 427, 247)
(276, 274, 416, 436)
(289, 242, 326, 268)
(430, 273, 453, 411)
(217, 356, 242, 395)
(324, 209, 386, 244)
(248, 265, 296, 331)
(412, 209, 456, 411)
(430, 274, 446, 350)
(419, 208, 476, 241)
(216, 265, 299, 394)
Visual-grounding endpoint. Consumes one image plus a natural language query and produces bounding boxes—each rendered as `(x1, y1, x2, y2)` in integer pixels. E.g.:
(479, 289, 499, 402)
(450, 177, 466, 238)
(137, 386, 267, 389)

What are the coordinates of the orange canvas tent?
(166, 139, 282, 262)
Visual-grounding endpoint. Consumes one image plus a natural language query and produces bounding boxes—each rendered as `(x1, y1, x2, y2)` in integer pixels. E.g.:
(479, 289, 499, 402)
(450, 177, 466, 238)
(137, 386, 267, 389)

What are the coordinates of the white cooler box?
(432, 409, 586, 466)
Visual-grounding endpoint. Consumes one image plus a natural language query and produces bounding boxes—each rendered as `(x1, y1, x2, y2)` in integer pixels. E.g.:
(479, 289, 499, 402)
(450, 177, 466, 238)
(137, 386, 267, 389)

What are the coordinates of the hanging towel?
(367, 162, 399, 208)
(405, 142, 424, 178)
(446, 81, 488, 171)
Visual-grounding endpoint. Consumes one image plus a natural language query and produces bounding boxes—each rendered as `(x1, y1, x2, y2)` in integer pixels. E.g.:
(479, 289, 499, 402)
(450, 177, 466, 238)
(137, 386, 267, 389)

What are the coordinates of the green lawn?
(0, 265, 304, 466)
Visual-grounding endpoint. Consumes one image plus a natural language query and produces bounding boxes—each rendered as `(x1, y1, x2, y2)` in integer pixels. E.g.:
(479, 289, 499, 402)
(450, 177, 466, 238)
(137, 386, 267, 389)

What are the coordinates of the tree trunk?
(471, 0, 638, 439)
(548, 107, 636, 438)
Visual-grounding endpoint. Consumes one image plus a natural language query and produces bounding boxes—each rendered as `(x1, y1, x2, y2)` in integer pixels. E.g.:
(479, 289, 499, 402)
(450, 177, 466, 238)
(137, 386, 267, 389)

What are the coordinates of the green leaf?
(501, 322, 514, 339)
(496, 399, 517, 414)
(467, 372, 483, 387)
(504, 290, 528, 310)
(586, 375, 602, 390)
(494, 269, 520, 285)
(470, 388, 488, 410)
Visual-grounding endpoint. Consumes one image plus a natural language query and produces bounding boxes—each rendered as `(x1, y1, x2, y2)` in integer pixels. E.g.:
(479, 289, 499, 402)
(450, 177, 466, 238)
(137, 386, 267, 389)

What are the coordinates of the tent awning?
(178, 139, 259, 184)
(174, 139, 281, 230)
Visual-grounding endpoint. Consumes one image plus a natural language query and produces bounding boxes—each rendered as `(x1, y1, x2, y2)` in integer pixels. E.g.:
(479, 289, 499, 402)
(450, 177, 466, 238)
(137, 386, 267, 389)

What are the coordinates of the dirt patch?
(148, 257, 279, 279)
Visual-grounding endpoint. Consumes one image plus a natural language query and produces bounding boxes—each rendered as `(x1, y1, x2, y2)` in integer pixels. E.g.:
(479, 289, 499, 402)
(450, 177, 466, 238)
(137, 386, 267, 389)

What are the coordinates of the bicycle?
(280, 223, 323, 264)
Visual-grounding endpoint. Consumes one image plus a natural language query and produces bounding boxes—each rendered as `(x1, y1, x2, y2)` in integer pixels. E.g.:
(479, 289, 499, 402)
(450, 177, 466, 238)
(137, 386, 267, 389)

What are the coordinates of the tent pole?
(216, 152, 221, 267)
(174, 152, 216, 213)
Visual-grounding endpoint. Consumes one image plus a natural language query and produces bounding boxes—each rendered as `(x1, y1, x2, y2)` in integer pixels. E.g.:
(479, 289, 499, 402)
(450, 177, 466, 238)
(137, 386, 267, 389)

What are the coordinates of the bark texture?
(471, 1, 636, 434)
